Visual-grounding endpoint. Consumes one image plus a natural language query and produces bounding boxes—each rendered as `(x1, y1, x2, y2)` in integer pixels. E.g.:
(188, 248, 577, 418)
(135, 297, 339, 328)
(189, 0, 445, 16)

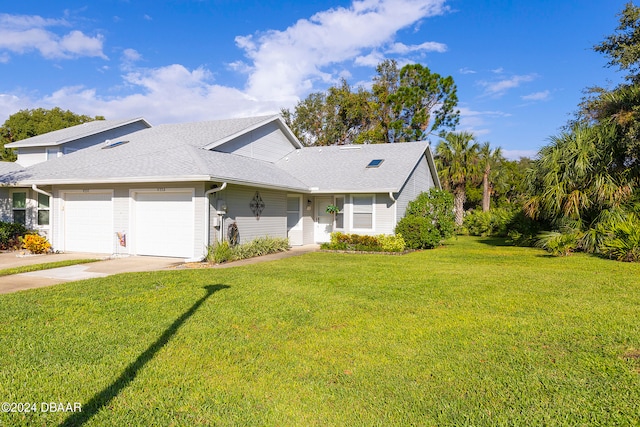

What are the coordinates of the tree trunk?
(454, 186, 466, 226)
(482, 166, 490, 212)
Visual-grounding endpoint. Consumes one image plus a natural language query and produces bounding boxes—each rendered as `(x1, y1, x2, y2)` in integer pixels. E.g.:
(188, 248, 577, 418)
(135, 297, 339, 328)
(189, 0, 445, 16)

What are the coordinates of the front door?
(315, 197, 334, 243)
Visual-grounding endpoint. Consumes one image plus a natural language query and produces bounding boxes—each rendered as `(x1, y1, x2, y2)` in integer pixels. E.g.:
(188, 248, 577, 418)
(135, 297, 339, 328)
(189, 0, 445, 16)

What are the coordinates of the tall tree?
(594, 1, 640, 83)
(478, 142, 503, 212)
(388, 63, 459, 142)
(0, 107, 104, 161)
(435, 131, 480, 226)
(524, 123, 634, 225)
(282, 60, 459, 145)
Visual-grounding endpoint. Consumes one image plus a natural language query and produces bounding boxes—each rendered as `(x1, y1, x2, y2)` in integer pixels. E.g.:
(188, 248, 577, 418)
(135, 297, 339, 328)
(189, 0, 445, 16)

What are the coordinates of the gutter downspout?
(204, 182, 227, 247)
(32, 184, 53, 198)
(388, 191, 396, 203)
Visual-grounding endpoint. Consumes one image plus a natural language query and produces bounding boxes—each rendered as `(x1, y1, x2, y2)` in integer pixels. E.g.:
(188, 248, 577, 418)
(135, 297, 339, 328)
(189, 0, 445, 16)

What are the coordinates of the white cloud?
(237, 0, 448, 103)
(386, 41, 447, 54)
(502, 149, 537, 160)
(455, 106, 511, 138)
(0, 0, 450, 124)
(355, 51, 385, 67)
(491, 67, 504, 74)
(479, 73, 538, 96)
(521, 90, 550, 101)
(0, 13, 107, 60)
(459, 67, 476, 74)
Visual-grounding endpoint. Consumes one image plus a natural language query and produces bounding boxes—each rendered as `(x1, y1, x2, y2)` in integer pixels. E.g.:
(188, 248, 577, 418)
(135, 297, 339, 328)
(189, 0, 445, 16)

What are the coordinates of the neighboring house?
(0, 115, 440, 260)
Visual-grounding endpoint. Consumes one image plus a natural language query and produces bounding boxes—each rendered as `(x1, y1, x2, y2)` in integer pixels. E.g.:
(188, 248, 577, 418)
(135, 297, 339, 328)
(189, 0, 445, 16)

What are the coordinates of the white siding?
(16, 147, 46, 167)
(0, 187, 11, 221)
(396, 155, 435, 220)
(15, 122, 149, 167)
(374, 193, 396, 235)
(216, 185, 288, 244)
(213, 121, 297, 162)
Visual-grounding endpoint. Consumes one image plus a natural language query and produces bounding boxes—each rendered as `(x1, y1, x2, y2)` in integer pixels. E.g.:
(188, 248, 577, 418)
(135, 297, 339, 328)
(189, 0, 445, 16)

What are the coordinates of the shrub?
(395, 189, 455, 249)
(321, 232, 406, 252)
(231, 237, 290, 259)
(598, 213, 640, 262)
(0, 221, 28, 250)
(378, 234, 406, 252)
(206, 241, 233, 263)
(394, 216, 443, 249)
(535, 230, 581, 256)
(20, 233, 52, 254)
(463, 208, 517, 237)
(506, 209, 545, 247)
(205, 236, 290, 263)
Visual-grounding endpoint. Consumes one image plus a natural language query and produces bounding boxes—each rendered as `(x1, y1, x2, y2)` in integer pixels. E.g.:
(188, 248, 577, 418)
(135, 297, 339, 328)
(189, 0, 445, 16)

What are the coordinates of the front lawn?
(1, 237, 640, 426)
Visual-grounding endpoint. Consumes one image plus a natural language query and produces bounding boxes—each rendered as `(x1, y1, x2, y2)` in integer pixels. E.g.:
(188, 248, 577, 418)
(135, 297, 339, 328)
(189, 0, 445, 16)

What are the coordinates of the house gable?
(7, 118, 151, 167)
(205, 116, 301, 162)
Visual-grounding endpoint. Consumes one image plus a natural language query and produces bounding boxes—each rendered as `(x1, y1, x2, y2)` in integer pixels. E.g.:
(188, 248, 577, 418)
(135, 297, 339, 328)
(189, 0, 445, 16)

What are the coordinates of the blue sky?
(0, 0, 629, 159)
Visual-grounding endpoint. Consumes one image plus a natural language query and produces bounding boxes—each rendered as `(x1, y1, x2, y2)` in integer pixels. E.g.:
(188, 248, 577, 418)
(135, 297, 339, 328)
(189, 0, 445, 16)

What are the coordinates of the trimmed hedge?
(321, 232, 406, 252)
(0, 221, 28, 250)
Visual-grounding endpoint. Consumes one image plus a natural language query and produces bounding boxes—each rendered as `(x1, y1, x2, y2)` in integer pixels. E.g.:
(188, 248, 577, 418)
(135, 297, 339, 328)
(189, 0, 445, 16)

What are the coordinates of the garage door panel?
(64, 192, 113, 253)
(134, 191, 194, 258)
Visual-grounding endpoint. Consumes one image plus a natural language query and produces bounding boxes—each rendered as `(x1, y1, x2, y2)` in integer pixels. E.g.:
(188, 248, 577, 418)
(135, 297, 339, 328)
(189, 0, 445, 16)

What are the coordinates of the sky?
(0, 0, 630, 159)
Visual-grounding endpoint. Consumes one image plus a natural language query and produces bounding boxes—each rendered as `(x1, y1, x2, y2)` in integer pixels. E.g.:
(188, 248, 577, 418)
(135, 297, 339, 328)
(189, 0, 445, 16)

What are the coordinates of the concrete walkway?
(0, 244, 320, 294)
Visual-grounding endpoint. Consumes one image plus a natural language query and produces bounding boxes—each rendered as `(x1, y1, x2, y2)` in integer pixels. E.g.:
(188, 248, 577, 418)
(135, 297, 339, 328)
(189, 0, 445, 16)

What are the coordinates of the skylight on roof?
(102, 140, 129, 149)
(366, 159, 384, 168)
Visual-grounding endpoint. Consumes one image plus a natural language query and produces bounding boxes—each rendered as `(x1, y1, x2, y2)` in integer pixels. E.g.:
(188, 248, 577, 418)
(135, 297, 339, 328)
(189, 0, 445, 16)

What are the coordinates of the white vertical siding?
(396, 155, 434, 220)
(213, 121, 297, 162)
(16, 148, 46, 167)
(374, 193, 396, 234)
(0, 187, 11, 221)
(218, 184, 288, 244)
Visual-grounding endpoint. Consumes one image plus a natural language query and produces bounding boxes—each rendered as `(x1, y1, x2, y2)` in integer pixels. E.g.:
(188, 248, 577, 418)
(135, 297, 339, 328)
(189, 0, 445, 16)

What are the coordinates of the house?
(0, 115, 440, 260)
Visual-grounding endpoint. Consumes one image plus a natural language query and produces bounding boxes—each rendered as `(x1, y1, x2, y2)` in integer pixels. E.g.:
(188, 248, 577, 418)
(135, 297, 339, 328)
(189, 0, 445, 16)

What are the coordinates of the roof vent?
(102, 140, 129, 149)
(366, 159, 384, 168)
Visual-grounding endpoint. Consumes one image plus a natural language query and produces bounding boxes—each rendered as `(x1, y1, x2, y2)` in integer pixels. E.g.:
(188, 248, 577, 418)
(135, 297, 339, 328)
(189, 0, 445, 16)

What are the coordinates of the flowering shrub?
(321, 232, 406, 252)
(20, 233, 52, 254)
(0, 221, 28, 250)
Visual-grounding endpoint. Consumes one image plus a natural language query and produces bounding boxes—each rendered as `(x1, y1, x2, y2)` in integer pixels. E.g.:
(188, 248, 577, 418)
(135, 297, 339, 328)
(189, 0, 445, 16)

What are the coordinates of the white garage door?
(64, 192, 113, 253)
(134, 191, 194, 258)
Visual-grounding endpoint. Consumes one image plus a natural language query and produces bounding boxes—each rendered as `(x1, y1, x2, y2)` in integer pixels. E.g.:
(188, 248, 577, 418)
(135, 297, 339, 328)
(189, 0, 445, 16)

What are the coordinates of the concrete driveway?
(0, 252, 184, 294)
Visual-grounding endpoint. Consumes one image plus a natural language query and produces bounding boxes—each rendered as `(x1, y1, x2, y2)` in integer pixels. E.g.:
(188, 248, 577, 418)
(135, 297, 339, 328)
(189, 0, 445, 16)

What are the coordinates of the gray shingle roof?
(4, 118, 151, 148)
(0, 161, 24, 175)
(0, 116, 436, 194)
(276, 141, 434, 193)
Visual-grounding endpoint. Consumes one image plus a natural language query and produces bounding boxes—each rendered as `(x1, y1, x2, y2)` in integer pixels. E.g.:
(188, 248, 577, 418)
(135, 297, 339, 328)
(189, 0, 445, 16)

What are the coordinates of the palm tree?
(478, 142, 503, 212)
(436, 131, 480, 225)
(524, 123, 634, 225)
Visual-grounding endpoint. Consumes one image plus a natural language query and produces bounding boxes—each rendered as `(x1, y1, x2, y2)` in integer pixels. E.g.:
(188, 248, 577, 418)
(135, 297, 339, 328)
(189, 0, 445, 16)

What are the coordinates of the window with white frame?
(12, 192, 26, 225)
(334, 196, 345, 229)
(286, 196, 302, 231)
(37, 193, 50, 226)
(352, 195, 373, 229)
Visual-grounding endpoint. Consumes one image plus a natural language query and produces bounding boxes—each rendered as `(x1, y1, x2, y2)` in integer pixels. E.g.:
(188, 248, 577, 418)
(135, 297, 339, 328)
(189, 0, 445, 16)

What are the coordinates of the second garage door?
(133, 190, 195, 258)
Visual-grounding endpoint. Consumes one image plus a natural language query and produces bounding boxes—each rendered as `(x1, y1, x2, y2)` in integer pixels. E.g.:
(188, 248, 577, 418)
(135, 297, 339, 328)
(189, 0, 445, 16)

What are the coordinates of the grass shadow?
(476, 237, 512, 247)
(60, 284, 229, 427)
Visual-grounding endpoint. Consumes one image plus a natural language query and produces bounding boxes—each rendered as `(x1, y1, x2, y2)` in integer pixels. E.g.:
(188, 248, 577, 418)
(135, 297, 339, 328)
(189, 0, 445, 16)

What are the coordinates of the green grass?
(1, 236, 640, 426)
(0, 259, 99, 277)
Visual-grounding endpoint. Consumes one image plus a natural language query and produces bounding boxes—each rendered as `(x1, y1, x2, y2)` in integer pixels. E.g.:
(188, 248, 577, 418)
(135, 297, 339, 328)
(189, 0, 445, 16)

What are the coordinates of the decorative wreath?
(227, 222, 239, 246)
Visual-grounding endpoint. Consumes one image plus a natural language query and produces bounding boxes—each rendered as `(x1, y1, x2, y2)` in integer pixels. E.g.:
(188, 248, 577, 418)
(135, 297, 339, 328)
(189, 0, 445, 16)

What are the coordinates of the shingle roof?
(4, 118, 151, 148)
(0, 116, 436, 194)
(0, 161, 24, 175)
(276, 142, 434, 193)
